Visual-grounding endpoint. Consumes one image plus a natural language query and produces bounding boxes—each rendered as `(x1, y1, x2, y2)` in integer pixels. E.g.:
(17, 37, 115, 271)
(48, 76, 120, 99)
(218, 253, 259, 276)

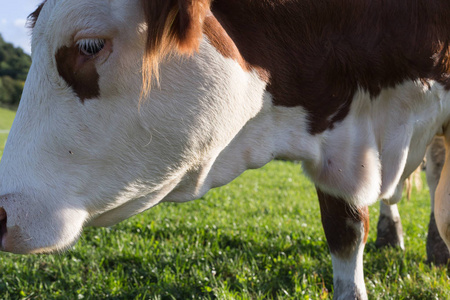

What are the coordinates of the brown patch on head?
(140, 0, 211, 92)
(211, 0, 450, 134)
(27, 0, 47, 29)
(203, 15, 248, 72)
(55, 46, 100, 102)
(203, 14, 269, 82)
(316, 188, 369, 259)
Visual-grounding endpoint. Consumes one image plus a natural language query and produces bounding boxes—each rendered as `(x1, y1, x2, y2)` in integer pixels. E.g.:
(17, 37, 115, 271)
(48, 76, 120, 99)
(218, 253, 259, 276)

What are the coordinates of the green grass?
(0, 111, 448, 299)
(0, 107, 15, 158)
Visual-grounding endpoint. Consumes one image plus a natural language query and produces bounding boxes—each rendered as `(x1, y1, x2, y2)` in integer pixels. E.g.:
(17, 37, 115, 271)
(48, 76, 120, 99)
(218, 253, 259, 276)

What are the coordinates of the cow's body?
(1, 1, 450, 299)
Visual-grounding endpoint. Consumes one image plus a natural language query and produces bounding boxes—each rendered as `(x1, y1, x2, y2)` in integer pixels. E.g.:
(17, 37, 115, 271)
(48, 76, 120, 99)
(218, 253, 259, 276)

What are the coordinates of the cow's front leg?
(317, 188, 369, 300)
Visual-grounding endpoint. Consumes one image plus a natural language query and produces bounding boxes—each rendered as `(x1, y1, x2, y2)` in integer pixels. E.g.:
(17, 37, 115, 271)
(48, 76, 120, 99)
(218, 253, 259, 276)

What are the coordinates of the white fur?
(330, 221, 367, 300)
(303, 81, 449, 207)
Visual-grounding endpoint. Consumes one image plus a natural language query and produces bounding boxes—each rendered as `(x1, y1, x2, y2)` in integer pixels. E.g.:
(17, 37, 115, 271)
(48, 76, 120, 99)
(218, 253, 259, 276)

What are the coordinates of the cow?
(1, 1, 450, 299)
(376, 137, 450, 265)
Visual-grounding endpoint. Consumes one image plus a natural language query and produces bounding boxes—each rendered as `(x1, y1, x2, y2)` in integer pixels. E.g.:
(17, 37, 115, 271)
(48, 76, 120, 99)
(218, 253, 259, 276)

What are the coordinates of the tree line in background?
(0, 34, 31, 107)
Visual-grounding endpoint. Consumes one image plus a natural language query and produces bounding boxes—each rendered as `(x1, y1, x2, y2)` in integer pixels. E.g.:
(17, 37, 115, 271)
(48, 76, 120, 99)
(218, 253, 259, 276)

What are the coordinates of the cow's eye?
(77, 39, 105, 56)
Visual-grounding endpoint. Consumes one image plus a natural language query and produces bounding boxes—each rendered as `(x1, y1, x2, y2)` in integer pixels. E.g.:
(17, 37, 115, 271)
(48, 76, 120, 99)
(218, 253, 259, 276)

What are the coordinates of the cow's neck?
(164, 80, 450, 212)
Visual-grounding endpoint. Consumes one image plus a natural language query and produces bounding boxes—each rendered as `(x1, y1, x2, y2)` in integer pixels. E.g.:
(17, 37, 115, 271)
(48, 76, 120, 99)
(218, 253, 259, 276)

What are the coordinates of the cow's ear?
(143, 0, 210, 56)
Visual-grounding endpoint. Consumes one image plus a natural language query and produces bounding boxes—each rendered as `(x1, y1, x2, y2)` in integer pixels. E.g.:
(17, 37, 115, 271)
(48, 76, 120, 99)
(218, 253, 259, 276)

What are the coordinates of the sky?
(0, 1, 43, 54)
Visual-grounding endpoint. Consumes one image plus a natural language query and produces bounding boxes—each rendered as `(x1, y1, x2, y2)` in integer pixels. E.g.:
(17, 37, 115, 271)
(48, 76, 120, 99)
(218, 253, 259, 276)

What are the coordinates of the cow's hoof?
(426, 213, 450, 265)
(375, 215, 405, 249)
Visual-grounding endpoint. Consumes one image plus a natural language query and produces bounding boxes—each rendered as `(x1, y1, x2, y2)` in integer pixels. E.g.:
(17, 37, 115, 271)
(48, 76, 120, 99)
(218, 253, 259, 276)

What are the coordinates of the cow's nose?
(0, 207, 6, 249)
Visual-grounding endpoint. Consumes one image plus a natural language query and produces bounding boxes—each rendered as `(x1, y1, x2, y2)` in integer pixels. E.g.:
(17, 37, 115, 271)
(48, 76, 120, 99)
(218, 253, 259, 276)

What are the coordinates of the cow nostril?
(0, 207, 7, 248)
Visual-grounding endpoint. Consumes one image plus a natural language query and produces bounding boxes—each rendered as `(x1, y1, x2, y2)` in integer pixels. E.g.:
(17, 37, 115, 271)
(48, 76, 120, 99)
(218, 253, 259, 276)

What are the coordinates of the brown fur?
(203, 15, 270, 82)
(203, 15, 249, 73)
(55, 46, 100, 102)
(317, 188, 369, 258)
(142, 0, 210, 56)
(210, 0, 450, 134)
(141, 0, 210, 92)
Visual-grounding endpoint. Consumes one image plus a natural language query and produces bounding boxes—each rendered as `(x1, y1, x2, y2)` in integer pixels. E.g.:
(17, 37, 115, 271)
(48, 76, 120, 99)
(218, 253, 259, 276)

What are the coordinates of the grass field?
(0, 109, 448, 299)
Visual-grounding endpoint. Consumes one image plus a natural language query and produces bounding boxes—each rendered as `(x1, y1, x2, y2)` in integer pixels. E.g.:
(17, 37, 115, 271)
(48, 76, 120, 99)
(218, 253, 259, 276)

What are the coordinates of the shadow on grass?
(94, 225, 333, 299)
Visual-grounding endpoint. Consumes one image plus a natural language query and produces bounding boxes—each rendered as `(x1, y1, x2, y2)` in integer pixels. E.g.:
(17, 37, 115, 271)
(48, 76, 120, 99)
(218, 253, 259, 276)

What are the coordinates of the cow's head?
(0, 0, 268, 253)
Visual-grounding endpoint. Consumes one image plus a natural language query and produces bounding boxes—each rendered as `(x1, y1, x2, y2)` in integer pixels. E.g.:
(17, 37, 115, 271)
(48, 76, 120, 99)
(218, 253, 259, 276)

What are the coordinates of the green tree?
(0, 76, 24, 105)
(0, 33, 31, 106)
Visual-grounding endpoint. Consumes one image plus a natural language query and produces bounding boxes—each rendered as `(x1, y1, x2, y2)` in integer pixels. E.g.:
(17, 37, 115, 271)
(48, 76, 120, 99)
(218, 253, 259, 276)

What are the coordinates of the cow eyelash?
(77, 39, 106, 56)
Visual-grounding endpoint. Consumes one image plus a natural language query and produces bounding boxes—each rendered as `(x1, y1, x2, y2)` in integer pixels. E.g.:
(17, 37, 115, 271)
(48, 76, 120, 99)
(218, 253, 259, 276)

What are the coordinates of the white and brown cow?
(1, 1, 450, 299)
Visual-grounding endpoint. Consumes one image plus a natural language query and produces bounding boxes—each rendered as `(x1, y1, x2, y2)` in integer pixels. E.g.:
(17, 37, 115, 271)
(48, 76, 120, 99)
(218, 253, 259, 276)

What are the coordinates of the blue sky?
(0, 1, 43, 54)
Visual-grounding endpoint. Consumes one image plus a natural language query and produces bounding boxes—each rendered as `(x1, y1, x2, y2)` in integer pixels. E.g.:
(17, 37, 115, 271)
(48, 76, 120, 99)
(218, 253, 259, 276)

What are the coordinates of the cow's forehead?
(29, 0, 147, 100)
